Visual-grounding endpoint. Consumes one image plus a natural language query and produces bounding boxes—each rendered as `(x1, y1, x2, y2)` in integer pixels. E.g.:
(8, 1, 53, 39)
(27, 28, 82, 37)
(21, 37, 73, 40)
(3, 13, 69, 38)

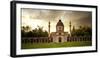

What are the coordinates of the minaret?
(48, 21, 50, 38)
(69, 21, 72, 36)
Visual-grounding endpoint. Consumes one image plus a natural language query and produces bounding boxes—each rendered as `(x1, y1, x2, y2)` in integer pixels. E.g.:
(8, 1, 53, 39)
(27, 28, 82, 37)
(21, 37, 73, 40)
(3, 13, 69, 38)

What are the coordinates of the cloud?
(21, 8, 92, 28)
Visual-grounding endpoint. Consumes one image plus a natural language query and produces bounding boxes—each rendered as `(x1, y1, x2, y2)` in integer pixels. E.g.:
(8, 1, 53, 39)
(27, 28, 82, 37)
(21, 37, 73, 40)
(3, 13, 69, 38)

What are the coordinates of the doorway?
(59, 37, 62, 42)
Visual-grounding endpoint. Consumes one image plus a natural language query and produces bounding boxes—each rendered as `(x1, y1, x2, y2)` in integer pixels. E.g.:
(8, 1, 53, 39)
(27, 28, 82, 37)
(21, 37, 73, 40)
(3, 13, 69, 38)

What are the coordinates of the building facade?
(50, 20, 69, 43)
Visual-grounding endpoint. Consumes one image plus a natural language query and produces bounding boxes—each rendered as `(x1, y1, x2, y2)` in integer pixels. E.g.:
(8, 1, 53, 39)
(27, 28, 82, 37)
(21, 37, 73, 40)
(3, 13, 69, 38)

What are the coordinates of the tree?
(71, 26, 92, 36)
(21, 26, 48, 37)
(21, 26, 31, 32)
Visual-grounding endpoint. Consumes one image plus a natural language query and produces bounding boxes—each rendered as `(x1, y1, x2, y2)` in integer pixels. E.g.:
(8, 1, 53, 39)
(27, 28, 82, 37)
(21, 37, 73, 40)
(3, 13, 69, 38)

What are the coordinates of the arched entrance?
(59, 37, 62, 42)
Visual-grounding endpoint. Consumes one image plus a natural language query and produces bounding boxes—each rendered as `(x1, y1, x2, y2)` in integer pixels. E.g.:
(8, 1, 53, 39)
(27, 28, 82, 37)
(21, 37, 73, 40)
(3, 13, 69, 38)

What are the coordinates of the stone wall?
(67, 36, 91, 42)
(22, 37, 51, 43)
(22, 36, 91, 43)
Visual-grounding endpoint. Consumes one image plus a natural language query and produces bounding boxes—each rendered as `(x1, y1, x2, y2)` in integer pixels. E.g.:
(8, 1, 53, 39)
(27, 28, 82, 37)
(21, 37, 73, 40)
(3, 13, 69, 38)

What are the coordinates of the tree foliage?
(71, 26, 92, 36)
(21, 26, 48, 37)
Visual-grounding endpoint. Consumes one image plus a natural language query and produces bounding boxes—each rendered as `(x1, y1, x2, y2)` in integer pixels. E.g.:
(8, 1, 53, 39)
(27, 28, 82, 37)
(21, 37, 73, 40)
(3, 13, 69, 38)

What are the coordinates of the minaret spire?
(48, 21, 50, 38)
(69, 21, 72, 36)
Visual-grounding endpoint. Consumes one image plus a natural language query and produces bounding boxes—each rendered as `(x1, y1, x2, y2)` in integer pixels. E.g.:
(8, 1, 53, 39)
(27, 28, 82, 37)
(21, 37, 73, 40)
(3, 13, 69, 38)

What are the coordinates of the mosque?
(22, 19, 91, 44)
(48, 19, 71, 43)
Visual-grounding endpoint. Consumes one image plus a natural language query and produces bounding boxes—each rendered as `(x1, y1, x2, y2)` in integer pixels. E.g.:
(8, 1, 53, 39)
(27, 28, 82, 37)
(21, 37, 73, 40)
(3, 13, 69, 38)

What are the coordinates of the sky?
(21, 8, 92, 33)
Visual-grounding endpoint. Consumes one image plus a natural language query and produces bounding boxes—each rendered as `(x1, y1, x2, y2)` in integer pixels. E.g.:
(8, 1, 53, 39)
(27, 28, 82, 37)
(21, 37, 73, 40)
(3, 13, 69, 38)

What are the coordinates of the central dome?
(56, 20, 64, 26)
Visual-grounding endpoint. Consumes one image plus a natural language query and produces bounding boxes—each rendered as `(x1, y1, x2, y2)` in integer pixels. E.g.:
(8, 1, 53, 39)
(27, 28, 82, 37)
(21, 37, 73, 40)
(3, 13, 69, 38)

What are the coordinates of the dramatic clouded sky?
(21, 8, 92, 33)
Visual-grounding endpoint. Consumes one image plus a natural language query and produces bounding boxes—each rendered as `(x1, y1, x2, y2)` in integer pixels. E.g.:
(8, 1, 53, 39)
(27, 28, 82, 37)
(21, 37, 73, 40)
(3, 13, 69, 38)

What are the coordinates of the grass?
(21, 41, 92, 49)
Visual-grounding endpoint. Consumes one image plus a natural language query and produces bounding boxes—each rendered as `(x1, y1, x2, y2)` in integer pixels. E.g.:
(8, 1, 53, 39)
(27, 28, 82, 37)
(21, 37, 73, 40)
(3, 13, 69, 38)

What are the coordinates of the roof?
(56, 20, 64, 26)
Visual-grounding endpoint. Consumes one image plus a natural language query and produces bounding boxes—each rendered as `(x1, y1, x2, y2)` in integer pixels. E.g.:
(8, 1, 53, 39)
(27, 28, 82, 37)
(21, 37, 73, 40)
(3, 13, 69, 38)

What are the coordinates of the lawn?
(21, 41, 92, 49)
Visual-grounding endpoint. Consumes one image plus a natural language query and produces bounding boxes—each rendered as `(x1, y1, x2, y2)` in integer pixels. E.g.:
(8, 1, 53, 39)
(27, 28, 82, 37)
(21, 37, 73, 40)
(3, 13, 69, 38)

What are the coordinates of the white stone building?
(49, 20, 69, 43)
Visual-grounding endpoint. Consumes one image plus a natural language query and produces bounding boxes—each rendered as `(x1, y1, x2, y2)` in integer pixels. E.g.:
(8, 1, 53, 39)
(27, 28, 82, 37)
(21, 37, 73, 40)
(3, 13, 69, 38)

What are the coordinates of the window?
(59, 33, 61, 35)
